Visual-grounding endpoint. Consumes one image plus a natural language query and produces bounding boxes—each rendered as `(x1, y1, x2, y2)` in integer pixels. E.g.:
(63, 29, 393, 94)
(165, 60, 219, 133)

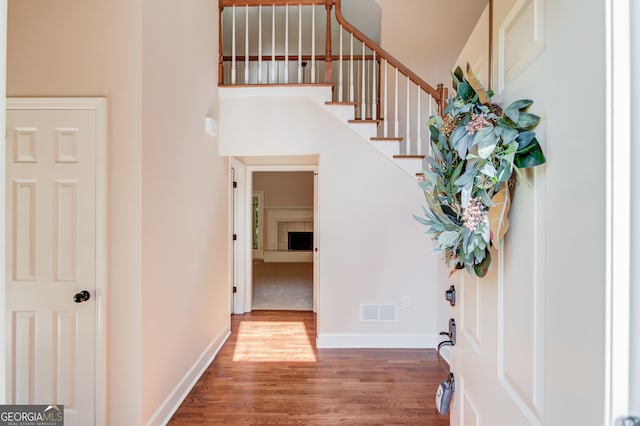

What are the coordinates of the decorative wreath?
(415, 65, 546, 278)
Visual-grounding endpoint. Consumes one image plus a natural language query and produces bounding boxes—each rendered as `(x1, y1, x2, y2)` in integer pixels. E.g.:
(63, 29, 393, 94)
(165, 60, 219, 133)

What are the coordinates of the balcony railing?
(219, 0, 448, 156)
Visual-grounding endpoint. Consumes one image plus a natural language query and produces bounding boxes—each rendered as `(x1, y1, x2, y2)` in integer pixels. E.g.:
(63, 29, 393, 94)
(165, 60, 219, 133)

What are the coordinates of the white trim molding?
(144, 329, 231, 426)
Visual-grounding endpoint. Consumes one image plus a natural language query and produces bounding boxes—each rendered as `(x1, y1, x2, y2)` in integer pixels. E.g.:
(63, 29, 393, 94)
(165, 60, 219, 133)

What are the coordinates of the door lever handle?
(73, 290, 91, 303)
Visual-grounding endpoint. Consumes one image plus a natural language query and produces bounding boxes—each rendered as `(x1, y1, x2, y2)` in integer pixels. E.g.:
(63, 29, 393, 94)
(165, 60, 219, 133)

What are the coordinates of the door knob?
(73, 290, 91, 303)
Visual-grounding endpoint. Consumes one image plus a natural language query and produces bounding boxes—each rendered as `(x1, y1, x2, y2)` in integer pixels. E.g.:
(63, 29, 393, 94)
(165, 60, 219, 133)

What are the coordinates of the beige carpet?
(252, 260, 313, 311)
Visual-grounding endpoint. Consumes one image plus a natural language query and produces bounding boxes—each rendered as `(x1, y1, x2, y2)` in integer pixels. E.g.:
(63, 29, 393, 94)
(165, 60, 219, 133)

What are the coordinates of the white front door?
(448, 0, 618, 425)
(5, 99, 105, 425)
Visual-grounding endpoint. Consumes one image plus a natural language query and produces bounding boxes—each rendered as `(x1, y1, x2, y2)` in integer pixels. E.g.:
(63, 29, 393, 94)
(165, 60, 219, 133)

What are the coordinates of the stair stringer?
(219, 86, 424, 177)
(219, 87, 440, 349)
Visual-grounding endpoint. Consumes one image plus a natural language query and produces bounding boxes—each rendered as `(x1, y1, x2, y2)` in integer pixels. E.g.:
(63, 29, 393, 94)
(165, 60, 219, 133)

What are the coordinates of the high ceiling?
(372, 0, 489, 85)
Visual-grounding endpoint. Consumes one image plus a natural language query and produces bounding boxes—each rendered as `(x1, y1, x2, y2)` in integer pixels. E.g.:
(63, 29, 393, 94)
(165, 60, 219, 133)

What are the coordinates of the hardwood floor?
(169, 311, 450, 425)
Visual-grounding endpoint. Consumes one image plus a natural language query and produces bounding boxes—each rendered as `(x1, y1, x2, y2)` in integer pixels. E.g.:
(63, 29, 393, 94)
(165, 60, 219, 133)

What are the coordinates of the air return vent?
(360, 304, 397, 322)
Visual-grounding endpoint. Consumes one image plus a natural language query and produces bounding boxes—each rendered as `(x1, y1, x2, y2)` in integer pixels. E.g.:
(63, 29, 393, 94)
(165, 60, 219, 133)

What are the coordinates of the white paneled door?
(6, 99, 105, 426)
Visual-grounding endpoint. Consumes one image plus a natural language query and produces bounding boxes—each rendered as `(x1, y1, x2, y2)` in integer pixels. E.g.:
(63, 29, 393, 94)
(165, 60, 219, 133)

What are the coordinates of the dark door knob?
(73, 290, 91, 303)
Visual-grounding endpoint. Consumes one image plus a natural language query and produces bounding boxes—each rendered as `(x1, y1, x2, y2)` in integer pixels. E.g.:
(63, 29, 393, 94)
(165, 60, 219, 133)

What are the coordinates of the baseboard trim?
(316, 333, 438, 349)
(144, 328, 231, 426)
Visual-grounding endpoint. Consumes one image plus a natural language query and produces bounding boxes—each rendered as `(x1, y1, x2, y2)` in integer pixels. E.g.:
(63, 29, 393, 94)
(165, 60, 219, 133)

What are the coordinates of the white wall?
(630, 0, 639, 415)
(376, 0, 488, 86)
(7, 1, 144, 422)
(141, 1, 229, 424)
(454, 4, 490, 88)
(220, 88, 440, 346)
(7, 1, 231, 423)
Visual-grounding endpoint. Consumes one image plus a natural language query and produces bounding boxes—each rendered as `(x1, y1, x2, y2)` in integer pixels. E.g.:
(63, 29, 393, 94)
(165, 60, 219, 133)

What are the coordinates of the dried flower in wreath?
(414, 65, 546, 278)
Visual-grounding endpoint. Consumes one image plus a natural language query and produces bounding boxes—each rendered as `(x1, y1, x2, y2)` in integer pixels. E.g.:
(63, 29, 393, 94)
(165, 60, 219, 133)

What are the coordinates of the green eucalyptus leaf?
(479, 161, 497, 178)
(495, 126, 519, 145)
(475, 128, 499, 159)
(438, 230, 460, 247)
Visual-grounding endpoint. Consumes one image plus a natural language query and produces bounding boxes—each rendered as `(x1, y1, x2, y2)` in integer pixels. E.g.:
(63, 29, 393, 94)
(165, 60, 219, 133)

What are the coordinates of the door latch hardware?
(439, 318, 456, 346)
(73, 290, 91, 303)
(445, 285, 456, 306)
(435, 372, 455, 415)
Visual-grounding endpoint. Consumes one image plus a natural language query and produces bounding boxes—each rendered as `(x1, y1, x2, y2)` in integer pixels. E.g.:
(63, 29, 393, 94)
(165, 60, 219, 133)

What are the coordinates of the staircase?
(218, 0, 448, 178)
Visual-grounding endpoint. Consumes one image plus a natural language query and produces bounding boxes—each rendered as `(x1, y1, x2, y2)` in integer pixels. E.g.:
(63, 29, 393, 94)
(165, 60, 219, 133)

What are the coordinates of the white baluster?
(339, 25, 343, 101)
(349, 34, 354, 102)
(372, 51, 377, 120)
(384, 59, 388, 137)
(394, 67, 399, 138)
(298, 4, 302, 83)
(406, 77, 411, 154)
(231, 5, 236, 85)
(284, 4, 289, 83)
(258, 4, 263, 83)
(311, 5, 316, 83)
(271, 5, 276, 83)
(361, 41, 366, 119)
(417, 87, 421, 156)
(245, 5, 249, 84)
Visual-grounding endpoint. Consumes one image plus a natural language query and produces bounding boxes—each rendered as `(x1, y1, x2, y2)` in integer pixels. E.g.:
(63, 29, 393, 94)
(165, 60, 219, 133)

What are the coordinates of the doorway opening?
(230, 160, 319, 316)
(251, 171, 315, 311)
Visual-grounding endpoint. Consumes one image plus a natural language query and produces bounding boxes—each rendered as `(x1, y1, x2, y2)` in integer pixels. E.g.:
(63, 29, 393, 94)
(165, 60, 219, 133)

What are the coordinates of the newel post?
(324, 0, 333, 84)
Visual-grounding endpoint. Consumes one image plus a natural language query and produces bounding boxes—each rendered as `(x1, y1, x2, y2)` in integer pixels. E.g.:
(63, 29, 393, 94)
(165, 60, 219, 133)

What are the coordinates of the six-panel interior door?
(6, 107, 96, 425)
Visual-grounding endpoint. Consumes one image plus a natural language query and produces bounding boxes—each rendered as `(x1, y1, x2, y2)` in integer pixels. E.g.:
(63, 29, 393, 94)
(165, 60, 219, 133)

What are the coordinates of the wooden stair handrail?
(218, 0, 448, 112)
(333, 0, 447, 113)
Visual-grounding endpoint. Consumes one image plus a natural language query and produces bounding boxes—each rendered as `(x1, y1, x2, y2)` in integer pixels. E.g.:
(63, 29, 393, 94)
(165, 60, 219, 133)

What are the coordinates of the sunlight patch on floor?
(232, 320, 317, 362)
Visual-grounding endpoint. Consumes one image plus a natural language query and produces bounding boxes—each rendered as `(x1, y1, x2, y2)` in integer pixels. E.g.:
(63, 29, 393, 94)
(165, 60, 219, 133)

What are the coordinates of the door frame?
(605, 0, 637, 421)
(4, 98, 107, 424)
(232, 164, 318, 314)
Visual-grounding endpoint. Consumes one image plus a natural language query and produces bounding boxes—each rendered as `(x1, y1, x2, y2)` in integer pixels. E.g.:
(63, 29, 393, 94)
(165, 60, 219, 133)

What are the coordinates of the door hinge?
(233, 286, 237, 293)
(232, 181, 237, 189)
(232, 233, 237, 241)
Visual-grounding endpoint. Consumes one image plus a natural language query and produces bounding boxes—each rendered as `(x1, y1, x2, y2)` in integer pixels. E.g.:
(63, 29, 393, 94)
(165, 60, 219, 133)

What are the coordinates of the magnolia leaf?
(514, 139, 546, 168)
(516, 112, 540, 129)
(466, 64, 490, 105)
(516, 130, 537, 150)
(452, 66, 465, 91)
(488, 182, 512, 249)
(473, 249, 492, 278)
(505, 99, 534, 112)
(457, 82, 475, 102)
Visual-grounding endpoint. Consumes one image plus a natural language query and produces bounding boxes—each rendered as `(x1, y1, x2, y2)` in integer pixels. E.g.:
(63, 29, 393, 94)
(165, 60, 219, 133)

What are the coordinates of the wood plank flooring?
(169, 311, 450, 425)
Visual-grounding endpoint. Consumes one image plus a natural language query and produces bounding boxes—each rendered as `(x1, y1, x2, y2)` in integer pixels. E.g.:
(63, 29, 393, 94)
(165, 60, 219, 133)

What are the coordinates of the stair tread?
(371, 137, 403, 142)
(348, 119, 382, 124)
(393, 155, 426, 159)
(326, 101, 357, 106)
